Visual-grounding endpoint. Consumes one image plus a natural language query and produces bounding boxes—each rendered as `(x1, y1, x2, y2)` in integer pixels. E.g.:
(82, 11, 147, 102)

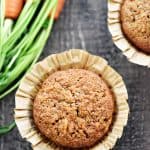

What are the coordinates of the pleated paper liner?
(108, 0, 150, 67)
(15, 49, 129, 150)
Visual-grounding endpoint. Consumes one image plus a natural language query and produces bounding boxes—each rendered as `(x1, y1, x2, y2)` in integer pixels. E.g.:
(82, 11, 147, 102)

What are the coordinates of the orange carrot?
(5, 0, 24, 19)
(49, 0, 65, 20)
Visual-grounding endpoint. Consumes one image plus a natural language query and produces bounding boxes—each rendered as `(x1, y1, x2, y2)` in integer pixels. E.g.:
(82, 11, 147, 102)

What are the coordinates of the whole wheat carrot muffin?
(121, 0, 150, 53)
(33, 69, 115, 148)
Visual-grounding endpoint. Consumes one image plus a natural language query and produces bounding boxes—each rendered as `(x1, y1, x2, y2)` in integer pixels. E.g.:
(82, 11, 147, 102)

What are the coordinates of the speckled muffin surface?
(33, 69, 115, 148)
(121, 0, 150, 53)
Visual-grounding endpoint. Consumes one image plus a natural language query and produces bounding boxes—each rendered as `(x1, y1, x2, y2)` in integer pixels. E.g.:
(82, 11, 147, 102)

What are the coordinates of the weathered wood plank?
(0, 0, 150, 150)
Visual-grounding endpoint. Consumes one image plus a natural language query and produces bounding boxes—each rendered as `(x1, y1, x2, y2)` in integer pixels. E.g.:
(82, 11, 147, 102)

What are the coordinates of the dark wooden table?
(0, 0, 150, 150)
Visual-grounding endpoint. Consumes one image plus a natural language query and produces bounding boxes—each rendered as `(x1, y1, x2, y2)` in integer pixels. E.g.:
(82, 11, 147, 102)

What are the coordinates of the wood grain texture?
(0, 0, 150, 150)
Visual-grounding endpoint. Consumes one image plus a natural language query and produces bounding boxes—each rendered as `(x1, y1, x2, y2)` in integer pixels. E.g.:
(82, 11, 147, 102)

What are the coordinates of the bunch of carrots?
(0, 0, 65, 135)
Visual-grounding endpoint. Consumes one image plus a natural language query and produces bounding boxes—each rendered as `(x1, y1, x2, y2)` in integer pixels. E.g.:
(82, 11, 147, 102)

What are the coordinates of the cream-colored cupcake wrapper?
(108, 0, 150, 67)
(15, 49, 129, 150)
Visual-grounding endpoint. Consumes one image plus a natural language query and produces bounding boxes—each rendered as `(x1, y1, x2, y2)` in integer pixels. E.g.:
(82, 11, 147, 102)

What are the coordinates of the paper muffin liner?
(108, 0, 150, 67)
(15, 49, 129, 150)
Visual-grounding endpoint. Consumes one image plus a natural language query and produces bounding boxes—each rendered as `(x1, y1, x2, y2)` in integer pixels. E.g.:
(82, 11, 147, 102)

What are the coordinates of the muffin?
(15, 49, 129, 150)
(33, 69, 115, 148)
(121, 0, 150, 53)
(108, 0, 150, 67)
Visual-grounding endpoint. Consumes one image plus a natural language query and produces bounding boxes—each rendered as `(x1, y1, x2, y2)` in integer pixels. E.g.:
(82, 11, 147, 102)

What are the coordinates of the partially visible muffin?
(121, 0, 150, 53)
(33, 69, 115, 148)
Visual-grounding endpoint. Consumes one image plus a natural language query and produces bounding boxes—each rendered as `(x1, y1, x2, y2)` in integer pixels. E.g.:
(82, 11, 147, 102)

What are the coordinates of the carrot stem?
(28, 0, 57, 45)
(0, 80, 20, 99)
(14, 0, 33, 26)
(3, 0, 41, 52)
(5, 35, 28, 71)
(0, 0, 41, 72)
(5, 0, 57, 71)
(0, 0, 57, 93)
(0, 121, 16, 135)
(0, 0, 5, 40)
(0, 0, 5, 70)
(3, 19, 13, 42)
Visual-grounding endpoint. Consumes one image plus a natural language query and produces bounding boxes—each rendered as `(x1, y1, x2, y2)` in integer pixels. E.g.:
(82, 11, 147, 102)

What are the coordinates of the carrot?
(1, 0, 24, 59)
(5, 0, 24, 19)
(49, 0, 65, 20)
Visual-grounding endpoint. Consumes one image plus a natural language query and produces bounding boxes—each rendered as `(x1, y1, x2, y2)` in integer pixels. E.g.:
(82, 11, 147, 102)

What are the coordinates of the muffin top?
(33, 69, 115, 148)
(121, 0, 150, 53)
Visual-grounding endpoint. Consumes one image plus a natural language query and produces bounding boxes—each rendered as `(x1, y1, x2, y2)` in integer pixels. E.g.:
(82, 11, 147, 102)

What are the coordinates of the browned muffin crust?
(121, 0, 150, 53)
(33, 69, 115, 148)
